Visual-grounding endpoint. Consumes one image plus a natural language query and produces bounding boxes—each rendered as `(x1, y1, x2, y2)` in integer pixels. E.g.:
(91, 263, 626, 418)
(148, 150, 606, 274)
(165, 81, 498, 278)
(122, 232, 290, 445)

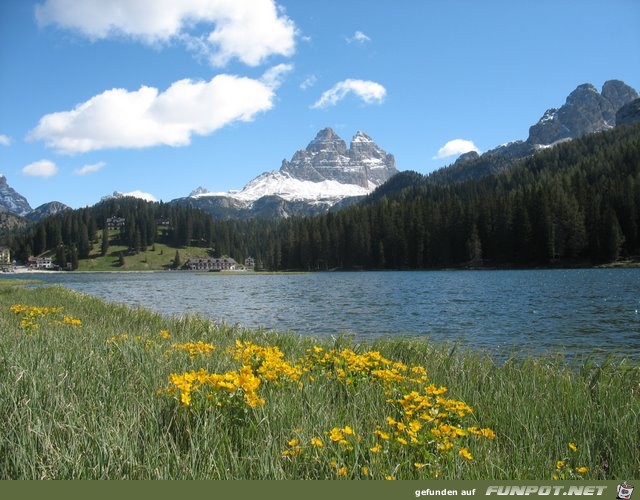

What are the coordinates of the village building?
(185, 257, 238, 271)
(244, 257, 256, 269)
(28, 256, 54, 269)
(106, 216, 126, 229)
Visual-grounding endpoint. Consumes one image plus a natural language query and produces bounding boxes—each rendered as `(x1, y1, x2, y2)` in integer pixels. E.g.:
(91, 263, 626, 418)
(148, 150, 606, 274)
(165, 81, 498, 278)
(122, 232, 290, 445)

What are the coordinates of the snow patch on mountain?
(191, 171, 372, 204)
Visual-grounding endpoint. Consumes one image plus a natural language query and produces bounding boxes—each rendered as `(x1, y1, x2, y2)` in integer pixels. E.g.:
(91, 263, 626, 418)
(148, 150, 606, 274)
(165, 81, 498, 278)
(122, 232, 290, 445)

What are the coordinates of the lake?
(5, 268, 640, 360)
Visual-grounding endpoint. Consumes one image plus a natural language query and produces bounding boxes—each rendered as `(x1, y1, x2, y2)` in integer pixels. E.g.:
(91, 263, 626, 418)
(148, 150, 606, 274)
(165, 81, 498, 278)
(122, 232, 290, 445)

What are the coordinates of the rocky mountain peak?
(189, 186, 209, 197)
(280, 128, 397, 188)
(528, 79, 639, 146)
(0, 175, 32, 216)
(602, 80, 639, 109)
(306, 127, 348, 155)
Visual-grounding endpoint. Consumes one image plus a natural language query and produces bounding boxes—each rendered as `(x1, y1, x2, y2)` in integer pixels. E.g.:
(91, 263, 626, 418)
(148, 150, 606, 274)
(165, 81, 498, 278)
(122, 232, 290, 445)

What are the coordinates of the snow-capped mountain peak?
(184, 129, 398, 217)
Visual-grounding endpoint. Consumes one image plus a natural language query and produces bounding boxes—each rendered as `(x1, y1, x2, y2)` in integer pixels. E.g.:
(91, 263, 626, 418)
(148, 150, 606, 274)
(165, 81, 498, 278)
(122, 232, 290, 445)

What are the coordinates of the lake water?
(6, 269, 640, 360)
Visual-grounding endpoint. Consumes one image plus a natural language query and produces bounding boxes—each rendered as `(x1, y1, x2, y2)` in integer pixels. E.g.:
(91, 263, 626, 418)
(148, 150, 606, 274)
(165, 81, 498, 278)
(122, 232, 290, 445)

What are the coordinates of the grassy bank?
(0, 283, 637, 480)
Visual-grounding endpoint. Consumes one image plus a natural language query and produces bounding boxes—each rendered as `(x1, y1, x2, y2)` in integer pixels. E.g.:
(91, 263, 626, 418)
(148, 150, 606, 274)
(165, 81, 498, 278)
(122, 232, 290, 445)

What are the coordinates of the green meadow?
(0, 281, 637, 479)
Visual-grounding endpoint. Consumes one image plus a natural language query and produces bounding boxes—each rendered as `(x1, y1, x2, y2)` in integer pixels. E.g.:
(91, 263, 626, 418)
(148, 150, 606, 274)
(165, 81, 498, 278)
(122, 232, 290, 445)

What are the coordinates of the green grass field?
(76, 240, 211, 272)
(0, 282, 638, 479)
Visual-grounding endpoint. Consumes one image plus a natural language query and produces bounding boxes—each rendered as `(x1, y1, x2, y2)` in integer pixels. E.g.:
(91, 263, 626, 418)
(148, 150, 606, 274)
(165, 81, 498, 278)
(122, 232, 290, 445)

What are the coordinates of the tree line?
(243, 123, 640, 269)
(3, 122, 639, 270)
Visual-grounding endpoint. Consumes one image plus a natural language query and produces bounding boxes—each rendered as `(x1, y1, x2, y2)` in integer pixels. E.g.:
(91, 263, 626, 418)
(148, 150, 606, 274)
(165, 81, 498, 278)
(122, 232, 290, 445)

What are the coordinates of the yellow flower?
(414, 463, 427, 470)
(396, 437, 408, 446)
(329, 427, 343, 442)
(310, 437, 324, 448)
(370, 443, 382, 453)
(568, 442, 578, 453)
(459, 447, 473, 461)
(342, 425, 354, 435)
(337, 466, 348, 477)
(374, 429, 390, 440)
(574, 466, 589, 474)
(287, 438, 300, 447)
(62, 315, 82, 326)
(158, 330, 171, 339)
(385, 475, 395, 480)
(361, 466, 370, 476)
(556, 460, 566, 469)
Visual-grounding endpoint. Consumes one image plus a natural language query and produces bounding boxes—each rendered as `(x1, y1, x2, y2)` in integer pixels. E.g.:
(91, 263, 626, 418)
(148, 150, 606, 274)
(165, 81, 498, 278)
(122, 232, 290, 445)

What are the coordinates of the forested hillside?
(245, 123, 640, 269)
(3, 123, 640, 270)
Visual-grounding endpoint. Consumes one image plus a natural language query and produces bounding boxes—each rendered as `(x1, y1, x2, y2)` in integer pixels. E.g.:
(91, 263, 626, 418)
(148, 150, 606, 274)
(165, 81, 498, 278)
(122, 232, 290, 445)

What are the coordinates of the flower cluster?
(230, 340, 303, 384)
(552, 442, 589, 479)
(165, 365, 264, 408)
(169, 340, 216, 358)
(9, 304, 81, 331)
(158, 338, 497, 479)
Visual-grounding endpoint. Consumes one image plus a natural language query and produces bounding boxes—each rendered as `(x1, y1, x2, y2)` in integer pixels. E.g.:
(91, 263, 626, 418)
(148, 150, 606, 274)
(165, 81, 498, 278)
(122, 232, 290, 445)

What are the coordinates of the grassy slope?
(0, 283, 638, 479)
(77, 232, 212, 271)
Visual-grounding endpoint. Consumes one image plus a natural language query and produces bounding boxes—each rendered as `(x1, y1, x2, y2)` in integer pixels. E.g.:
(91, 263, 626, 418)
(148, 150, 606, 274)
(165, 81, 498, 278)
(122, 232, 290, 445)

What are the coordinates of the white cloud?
(312, 79, 386, 109)
(347, 31, 371, 44)
(260, 63, 293, 89)
(0, 134, 11, 146)
(30, 68, 285, 154)
(433, 139, 480, 160)
(299, 74, 317, 90)
(74, 161, 105, 175)
(22, 159, 59, 178)
(35, 0, 296, 67)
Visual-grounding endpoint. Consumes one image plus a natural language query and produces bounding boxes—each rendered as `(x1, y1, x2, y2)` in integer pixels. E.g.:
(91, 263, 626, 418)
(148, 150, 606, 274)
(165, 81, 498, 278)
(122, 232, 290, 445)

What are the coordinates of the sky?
(1, 0, 639, 209)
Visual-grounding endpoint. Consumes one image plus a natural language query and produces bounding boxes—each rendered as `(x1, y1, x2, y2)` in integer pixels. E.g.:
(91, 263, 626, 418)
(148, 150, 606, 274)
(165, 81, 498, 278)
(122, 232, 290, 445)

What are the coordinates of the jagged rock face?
(602, 80, 640, 112)
(528, 80, 638, 145)
(616, 98, 640, 126)
(280, 128, 397, 188)
(0, 175, 32, 216)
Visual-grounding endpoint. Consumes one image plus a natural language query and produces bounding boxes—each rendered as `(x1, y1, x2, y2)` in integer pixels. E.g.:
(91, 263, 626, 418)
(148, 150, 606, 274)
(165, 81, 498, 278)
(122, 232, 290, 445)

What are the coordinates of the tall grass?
(0, 284, 637, 479)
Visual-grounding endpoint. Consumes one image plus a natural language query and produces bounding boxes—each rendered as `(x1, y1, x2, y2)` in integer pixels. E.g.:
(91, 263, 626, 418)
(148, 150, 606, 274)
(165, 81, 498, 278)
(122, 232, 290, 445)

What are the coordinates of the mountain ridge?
(173, 128, 398, 218)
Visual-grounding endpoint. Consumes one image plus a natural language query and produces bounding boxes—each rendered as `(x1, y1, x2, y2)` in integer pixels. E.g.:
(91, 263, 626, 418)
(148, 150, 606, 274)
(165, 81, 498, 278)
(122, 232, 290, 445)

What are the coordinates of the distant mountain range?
(1, 79, 639, 225)
(428, 79, 639, 184)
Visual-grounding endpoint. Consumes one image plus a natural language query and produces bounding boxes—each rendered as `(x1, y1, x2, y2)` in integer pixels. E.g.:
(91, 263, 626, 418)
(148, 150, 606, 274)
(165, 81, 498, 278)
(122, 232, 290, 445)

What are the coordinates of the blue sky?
(1, 0, 639, 209)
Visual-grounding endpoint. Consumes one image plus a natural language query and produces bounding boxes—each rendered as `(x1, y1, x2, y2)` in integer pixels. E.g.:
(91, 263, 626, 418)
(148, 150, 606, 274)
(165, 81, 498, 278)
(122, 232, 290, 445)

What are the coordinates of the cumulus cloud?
(73, 161, 105, 175)
(30, 68, 285, 154)
(22, 159, 59, 178)
(35, 0, 297, 67)
(312, 79, 386, 109)
(347, 31, 371, 44)
(433, 139, 480, 160)
(0, 134, 11, 146)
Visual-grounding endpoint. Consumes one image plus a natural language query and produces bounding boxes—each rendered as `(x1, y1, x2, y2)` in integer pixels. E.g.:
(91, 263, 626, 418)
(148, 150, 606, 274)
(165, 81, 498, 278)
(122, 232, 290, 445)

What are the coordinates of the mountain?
(174, 128, 398, 218)
(528, 80, 638, 145)
(616, 98, 640, 126)
(0, 175, 32, 216)
(429, 79, 638, 184)
(25, 201, 71, 222)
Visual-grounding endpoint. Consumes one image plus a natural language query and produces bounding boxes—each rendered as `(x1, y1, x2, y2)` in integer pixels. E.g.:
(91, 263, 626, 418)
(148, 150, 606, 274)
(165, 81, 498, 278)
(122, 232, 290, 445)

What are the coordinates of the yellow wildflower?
(370, 443, 382, 453)
(337, 466, 348, 477)
(568, 442, 578, 453)
(556, 460, 566, 469)
(459, 447, 473, 461)
(574, 466, 589, 474)
(310, 437, 324, 448)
